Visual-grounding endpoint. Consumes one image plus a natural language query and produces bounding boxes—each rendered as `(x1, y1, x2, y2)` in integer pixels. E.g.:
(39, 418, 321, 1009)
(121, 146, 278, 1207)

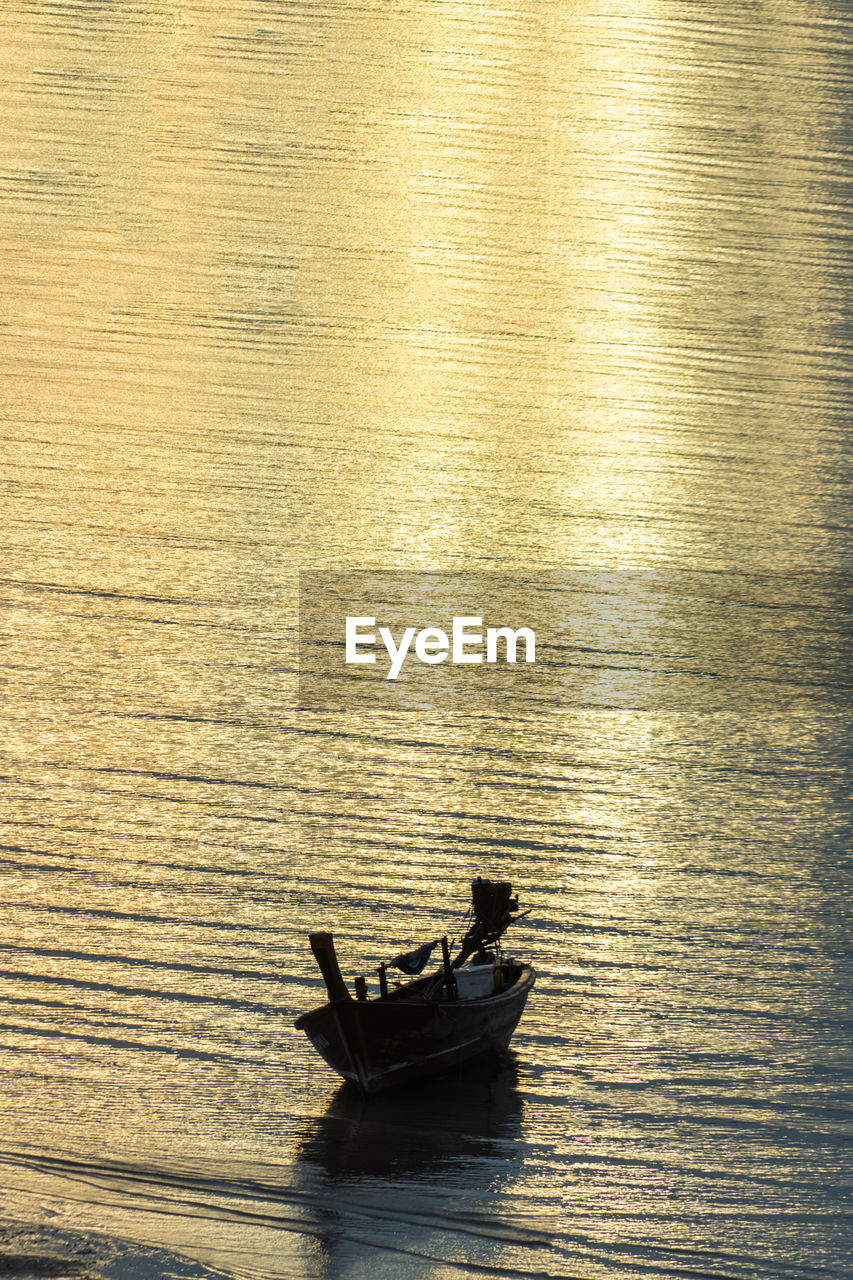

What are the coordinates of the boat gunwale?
(294, 962, 534, 1028)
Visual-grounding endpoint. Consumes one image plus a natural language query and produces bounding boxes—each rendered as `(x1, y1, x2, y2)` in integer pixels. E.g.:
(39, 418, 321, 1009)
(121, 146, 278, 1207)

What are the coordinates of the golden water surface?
(2, 4, 852, 1279)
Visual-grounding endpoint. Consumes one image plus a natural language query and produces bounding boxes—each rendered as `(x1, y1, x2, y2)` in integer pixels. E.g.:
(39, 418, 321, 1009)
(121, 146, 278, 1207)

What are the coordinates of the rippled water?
(2, 3, 852, 1278)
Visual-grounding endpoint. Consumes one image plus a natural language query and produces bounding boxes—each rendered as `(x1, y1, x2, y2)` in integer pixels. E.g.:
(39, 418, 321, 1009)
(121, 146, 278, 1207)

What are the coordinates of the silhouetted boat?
(295, 878, 535, 1095)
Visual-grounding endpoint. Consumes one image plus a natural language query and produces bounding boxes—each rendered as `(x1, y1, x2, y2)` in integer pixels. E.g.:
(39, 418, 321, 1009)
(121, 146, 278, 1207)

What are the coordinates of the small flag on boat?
(391, 939, 439, 975)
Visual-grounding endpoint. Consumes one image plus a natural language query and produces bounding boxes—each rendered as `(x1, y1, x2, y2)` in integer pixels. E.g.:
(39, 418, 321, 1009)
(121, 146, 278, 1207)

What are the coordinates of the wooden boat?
(295, 878, 535, 1095)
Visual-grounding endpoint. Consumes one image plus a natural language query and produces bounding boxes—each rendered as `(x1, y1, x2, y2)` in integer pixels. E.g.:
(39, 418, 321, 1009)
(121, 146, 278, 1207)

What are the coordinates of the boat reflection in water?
(295, 1048, 525, 1182)
(292, 1051, 533, 1279)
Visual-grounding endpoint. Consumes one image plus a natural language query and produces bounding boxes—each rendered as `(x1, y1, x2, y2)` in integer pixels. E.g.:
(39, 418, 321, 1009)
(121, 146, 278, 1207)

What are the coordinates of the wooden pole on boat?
(441, 935, 457, 1000)
(377, 962, 388, 997)
(309, 932, 351, 1002)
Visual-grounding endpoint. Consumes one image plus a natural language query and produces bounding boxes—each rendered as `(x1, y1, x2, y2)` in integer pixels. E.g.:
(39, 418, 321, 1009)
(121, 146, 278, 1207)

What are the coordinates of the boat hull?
(295, 965, 535, 1095)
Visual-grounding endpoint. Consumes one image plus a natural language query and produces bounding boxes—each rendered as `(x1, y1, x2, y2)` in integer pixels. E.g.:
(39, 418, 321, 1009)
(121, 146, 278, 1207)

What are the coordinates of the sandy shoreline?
(0, 1220, 234, 1280)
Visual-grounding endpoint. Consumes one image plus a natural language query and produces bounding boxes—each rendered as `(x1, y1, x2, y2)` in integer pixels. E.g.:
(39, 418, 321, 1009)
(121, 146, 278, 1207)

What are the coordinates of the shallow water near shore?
(2, 2, 853, 1278)
(0, 1218, 232, 1280)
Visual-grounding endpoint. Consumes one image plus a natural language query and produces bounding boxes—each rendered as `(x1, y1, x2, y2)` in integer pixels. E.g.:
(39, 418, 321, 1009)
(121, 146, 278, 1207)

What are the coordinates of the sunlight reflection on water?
(1, 2, 852, 1278)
